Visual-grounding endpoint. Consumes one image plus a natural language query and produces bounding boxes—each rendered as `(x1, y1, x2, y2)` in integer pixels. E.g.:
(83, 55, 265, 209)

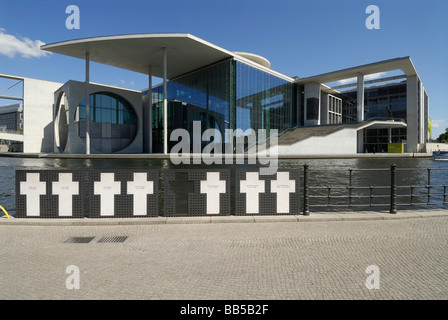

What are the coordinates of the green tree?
(437, 128, 448, 143)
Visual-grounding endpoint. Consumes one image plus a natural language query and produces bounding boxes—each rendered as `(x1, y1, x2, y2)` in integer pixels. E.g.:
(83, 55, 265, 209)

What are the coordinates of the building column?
(303, 82, 321, 127)
(321, 93, 329, 125)
(163, 47, 168, 155)
(357, 129, 364, 153)
(148, 66, 153, 153)
(419, 81, 425, 145)
(85, 52, 90, 155)
(357, 73, 364, 123)
(406, 75, 419, 153)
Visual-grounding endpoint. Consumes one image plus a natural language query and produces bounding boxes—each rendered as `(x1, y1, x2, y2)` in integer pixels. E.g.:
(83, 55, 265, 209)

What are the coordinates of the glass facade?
(326, 94, 342, 124)
(363, 127, 407, 153)
(341, 83, 408, 153)
(151, 60, 233, 153)
(0, 104, 23, 134)
(149, 59, 294, 153)
(75, 92, 138, 153)
(0, 111, 22, 132)
(342, 83, 407, 122)
(235, 61, 294, 137)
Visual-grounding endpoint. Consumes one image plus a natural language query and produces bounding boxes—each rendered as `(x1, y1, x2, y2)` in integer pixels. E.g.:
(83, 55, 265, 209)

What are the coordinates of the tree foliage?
(438, 128, 448, 143)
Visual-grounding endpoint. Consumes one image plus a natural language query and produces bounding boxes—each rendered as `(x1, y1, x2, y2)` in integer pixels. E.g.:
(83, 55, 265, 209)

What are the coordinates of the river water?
(1, 156, 447, 216)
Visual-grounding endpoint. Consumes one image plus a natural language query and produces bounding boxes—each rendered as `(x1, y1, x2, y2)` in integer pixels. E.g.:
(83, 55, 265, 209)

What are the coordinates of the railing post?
(348, 169, 353, 207)
(443, 185, 447, 205)
(390, 164, 397, 214)
(303, 164, 310, 216)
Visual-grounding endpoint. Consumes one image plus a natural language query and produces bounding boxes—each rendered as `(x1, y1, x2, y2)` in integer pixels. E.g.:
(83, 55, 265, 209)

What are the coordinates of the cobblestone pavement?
(1, 212, 447, 300)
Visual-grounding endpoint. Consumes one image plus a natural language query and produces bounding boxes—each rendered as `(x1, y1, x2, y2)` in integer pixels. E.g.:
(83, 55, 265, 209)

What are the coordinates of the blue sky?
(0, 0, 447, 137)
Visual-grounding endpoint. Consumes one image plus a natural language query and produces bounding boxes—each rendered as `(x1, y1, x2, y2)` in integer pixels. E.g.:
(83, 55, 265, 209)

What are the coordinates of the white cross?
(20, 173, 47, 217)
(271, 171, 296, 213)
(52, 173, 79, 217)
(200, 172, 226, 214)
(94, 173, 121, 216)
(127, 172, 154, 216)
(240, 172, 265, 214)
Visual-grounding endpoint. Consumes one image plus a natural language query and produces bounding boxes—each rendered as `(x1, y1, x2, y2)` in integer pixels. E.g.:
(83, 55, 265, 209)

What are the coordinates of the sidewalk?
(1, 209, 447, 300)
(1, 209, 447, 226)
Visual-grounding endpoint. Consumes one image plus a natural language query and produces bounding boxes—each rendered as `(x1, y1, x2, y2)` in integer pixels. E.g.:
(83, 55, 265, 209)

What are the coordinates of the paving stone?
(0, 210, 447, 300)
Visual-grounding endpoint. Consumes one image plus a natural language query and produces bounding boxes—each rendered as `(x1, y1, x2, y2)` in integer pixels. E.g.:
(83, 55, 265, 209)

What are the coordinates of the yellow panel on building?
(388, 143, 404, 153)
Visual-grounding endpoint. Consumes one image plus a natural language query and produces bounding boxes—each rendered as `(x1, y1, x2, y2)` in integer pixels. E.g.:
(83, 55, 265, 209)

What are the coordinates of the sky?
(0, 0, 447, 137)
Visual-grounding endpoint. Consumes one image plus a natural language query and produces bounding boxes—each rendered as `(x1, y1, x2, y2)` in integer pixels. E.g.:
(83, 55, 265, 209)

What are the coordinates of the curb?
(1, 210, 447, 226)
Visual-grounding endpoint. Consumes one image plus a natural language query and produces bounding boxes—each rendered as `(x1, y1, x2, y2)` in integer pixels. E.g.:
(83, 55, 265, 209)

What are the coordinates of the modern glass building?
(0, 33, 426, 155)
(341, 82, 408, 153)
(147, 59, 294, 153)
(0, 103, 23, 133)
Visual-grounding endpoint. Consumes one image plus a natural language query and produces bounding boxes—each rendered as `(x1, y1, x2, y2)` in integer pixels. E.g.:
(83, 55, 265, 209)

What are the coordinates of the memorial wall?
(15, 169, 301, 218)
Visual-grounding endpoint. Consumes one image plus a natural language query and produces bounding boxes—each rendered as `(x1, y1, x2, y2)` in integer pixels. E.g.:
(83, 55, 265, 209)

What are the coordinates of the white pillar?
(357, 129, 364, 153)
(357, 73, 364, 122)
(148, 65, 153, 153)
(406, 75, 419, 152)
(85, 52, 90, 155)
(419, 81, 425, 144)
(163, 47, 168, 155)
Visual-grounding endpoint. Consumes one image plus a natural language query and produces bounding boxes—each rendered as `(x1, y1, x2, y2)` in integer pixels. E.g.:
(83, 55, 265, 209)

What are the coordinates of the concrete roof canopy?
(297, 57, 418, 84)
(41, 33, 278, 80)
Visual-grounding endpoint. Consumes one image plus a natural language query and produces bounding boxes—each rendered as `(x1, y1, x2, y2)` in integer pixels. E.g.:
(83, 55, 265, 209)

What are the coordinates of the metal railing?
(302, 164, 448, 215)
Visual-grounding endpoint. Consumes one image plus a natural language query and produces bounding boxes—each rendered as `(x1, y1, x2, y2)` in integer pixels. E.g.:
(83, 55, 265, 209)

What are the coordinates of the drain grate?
(97, 236, 128, 243)
(64, 237, 95, 244)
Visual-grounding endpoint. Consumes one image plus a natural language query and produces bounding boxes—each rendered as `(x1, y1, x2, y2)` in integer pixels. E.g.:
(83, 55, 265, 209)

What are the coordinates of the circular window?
(74, 92, 137, 153)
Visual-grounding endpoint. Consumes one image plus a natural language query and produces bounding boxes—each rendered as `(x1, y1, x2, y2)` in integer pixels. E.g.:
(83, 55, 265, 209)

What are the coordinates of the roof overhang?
(357, 120, 407, 131)
(233, 52, 271, 69)
(41, 33, 288, 80)
(42, 33, 238, 79)
(297, 57, 418, 84)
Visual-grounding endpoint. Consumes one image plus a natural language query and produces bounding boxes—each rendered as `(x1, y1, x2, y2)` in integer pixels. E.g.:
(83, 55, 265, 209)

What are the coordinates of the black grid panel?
(15, 170, 85, 219)
(88, 170, 159, 218)
(235, 169, 301, 215)
(163, 169, 230, 217)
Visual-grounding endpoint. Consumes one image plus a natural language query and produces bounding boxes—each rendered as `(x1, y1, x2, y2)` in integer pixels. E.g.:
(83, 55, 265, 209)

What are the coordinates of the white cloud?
(0, 28, 50, 58)
(336, 72, 389, 86)
(117, 79, 136, 87)
(431, 119, 445, 128)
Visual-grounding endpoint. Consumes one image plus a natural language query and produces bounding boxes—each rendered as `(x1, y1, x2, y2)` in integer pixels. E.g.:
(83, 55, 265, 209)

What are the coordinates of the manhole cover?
(97, 236, 128, 243)
(64, 237, 95, 244)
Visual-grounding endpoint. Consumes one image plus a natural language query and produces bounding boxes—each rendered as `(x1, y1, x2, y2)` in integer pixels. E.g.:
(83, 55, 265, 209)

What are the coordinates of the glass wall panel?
(149, 59, 294, 153)
(75, 92, 137, 153)
(235, 61, 294, 140)
(151, 60, 233, 153)
(342, 83, 407, 122)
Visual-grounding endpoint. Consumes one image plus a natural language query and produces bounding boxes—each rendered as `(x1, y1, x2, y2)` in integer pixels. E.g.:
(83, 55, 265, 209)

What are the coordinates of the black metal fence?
(302, 164, 448, 215)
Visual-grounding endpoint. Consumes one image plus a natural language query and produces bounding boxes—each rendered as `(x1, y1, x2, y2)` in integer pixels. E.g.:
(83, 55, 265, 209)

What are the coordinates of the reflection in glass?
(75, 92, 137, 153)
(149, 59, 294, 153)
